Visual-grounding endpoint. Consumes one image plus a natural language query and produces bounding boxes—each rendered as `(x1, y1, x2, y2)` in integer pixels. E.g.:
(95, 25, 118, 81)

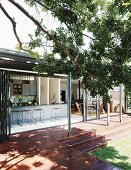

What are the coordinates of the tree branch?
(64, 22, 94, 41)
(34, 0, 56, 13)
(34, 0, 94, 41)
(8, 0, 67, 56)
(0, 3, 33, 53)
(0, 3, 20, 49)
(8, 0, 83, 72)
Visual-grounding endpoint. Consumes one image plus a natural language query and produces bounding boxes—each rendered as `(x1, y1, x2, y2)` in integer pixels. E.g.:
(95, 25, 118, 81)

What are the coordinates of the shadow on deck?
(0, 126, 120, 170)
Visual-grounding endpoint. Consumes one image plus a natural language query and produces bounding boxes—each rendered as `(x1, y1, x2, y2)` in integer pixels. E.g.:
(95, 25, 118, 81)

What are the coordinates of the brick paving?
(1, 113, 131, 170)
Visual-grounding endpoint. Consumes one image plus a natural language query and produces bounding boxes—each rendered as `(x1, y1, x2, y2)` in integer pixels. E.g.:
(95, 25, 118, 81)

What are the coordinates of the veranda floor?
(1, 113, 130, 170)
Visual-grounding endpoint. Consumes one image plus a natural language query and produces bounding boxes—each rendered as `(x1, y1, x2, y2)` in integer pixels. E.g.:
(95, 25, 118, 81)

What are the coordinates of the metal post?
(0, 71, 2, 142)
(120, 84, 123, 122)
(67, 72, 71, 137)
(85, 89, 88, 121)
(125, 95, 127, 113)
(0, 70, 11, 142)
(83, 89, 86, 122)
(7, 71, 11, 139)
(96, 94, 100, 119)
(107, 103, 110, 126)
(107, 91, 110, 126)
(78, 80, 81, 100)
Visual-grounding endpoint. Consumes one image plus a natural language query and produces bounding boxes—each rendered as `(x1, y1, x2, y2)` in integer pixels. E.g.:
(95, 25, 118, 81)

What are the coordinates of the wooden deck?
(1, 113, 130, 170)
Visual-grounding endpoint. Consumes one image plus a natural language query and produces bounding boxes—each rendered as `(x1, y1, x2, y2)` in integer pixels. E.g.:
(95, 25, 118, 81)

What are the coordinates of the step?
(78, 141, 107, 153)
(67, 134, 96, 147)
(59, 129, 96, 142)
(83, 159, 118, 170)
(74, 136, 107, 152)
(67, 134, 105, 147)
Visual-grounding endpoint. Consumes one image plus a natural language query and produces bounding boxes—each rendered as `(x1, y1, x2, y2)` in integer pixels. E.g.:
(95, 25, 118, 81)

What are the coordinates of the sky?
(0, 0, 58, 52)
(0, 1, 91, 54)
(0, 1, 36, 50)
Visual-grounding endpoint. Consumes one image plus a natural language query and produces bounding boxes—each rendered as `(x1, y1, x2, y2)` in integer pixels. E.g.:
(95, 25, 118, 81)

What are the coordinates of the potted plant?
(18, 95, 24, 105)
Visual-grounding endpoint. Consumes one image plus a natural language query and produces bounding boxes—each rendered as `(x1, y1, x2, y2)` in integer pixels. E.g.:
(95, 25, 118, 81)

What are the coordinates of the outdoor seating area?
(1, 113, 131, 170)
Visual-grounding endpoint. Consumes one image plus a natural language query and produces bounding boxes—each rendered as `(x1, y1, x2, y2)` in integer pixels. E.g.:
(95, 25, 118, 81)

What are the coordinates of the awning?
(0, 48, 67, 78)
(0, 48, 38, 72)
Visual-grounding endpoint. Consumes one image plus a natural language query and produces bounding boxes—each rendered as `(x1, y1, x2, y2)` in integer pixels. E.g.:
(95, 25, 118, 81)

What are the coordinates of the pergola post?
(78, 80, 81, 100)
(85, 89, 89, 121)
(107, 90, 110, 126)
(83, 89, 86, 122)
(120, 84, 123, 122)
(96, 94, 100, 119)
(67, 72, 71, 137)
(85, 89, 88, 121)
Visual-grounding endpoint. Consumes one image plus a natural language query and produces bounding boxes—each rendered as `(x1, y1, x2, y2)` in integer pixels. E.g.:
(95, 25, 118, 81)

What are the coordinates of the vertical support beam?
(0, 70, 10, 142)
(125, 95, 127, 113)
(0, 71, 2, 142)
(37, 77, 41, 105)
(67, 72, 71, 137)
(7, 71, 11, 139)
(96, 94, 100, 119)
(2, 70, 5, 141)
(78, 80, 81, 100)
(120, 84, 123, 122)
(85, 89, 88, 121)
(86, 89, 89, 121)
(107, 90, 110, 126)
(83, 89, 86, 122)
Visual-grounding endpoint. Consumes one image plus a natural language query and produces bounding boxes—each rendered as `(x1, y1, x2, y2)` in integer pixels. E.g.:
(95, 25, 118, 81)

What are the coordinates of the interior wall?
(99, 86, 125, 112)
(49, 78, 60, 104)
(110, 90, 125, 112)
(40, 77, 49, 105)
(72, 84, 78, 100)
(10, 78, 36, 104)
(37, 77, 40, 104)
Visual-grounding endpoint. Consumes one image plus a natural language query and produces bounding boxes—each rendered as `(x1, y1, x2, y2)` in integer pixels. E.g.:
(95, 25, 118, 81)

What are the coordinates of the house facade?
(0, 48, 127, 142)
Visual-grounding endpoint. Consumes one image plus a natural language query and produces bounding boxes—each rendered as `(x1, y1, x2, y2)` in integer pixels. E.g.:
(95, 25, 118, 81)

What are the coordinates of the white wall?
(99, 86, 125, 112)
(49, 78, 60, 104)
(72, 84, 78, 99)
(40, 77, 49, 105)
(110, 90, 125, 112)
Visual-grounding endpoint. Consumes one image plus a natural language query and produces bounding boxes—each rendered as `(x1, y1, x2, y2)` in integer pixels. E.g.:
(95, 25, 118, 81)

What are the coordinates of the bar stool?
(11, 110, 18, 126)
(17, 109, 31, 125)
(22, 109, 31, 124)
(50, 107, 62, 121)
(32, 109, 44, 123)
(17, 110, 24, 125)
(11, 110, 23, 126)
(40, 109, 45, 123)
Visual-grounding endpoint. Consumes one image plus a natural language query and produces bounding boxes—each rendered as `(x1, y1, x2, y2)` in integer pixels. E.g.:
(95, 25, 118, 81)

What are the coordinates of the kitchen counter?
(10, 103, 67, 125)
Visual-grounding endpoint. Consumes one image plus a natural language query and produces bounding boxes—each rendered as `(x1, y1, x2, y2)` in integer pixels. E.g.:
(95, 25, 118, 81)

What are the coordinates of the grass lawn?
(91, 134, 131, 170)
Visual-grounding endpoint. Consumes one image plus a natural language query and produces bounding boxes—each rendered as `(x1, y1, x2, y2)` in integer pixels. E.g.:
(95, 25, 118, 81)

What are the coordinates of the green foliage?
(6, 0, 131, 98)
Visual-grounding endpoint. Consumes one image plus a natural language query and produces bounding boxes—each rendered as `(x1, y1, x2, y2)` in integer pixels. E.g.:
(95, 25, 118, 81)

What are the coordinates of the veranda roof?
(0, 48, 67, 78)
(0, 48, 38, 72)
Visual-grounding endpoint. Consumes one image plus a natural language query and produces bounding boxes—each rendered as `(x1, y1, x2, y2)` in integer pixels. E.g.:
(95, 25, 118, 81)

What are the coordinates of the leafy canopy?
(0, 0, 131, 97)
